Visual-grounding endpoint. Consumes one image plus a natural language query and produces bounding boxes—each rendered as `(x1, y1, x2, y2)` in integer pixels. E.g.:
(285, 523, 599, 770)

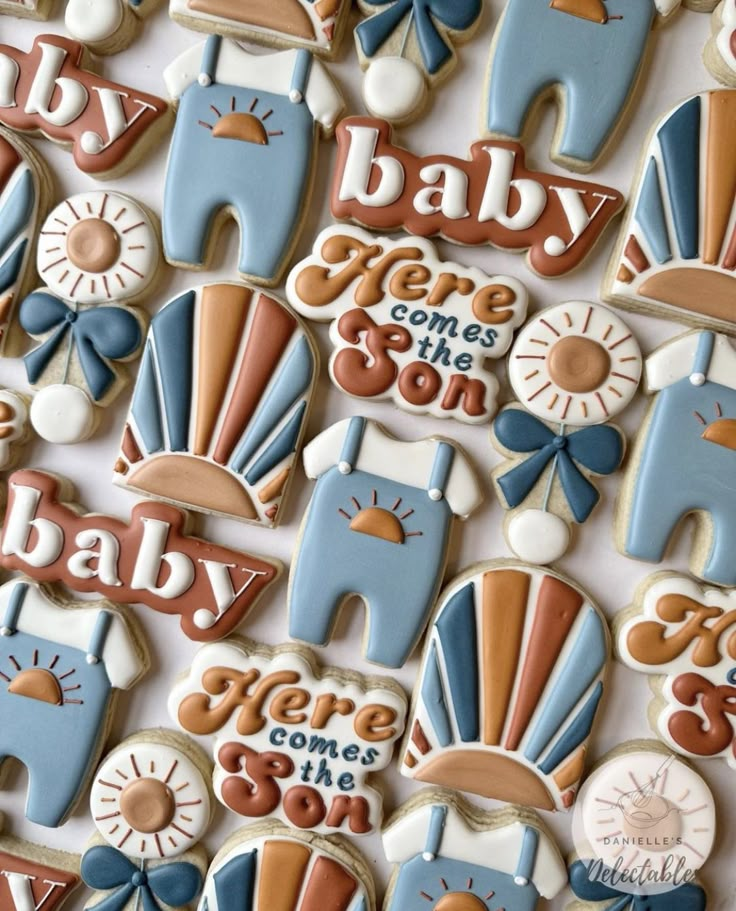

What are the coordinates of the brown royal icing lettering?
(331, 118, 624, 277)
(0, 35, 169, 175)
(0, 470, 280, 641)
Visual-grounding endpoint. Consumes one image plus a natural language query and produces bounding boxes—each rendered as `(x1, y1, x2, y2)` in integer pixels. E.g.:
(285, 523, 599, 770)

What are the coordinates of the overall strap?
(690, 331, 716, 387)
(422, 804, 448, 862)
(289, 49, 313, 104)
(339, 417, 366, 475)
(428, 442, 455, 502)
(86, 611, 113, 666)
(513, 826, 540, 886)
(0, 581, 29, 636)
(198, 35, 222, 88)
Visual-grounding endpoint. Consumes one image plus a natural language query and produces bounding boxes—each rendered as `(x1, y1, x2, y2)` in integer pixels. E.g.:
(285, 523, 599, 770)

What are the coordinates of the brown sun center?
(66, 218, 121, 273)
(548, 336, 610, 393)
(435, 893, 490, 911)
(119, 778, 176, 833)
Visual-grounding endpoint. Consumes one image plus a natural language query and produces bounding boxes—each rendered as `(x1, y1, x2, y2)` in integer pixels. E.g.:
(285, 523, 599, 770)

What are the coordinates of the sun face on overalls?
(509, 303, 642, 426)
(338, 490, 425, 544)
(549, 0, 622, 24)
(199, 96, 285, 145)
(90, 743, 211, 860)
(419, 878, 501, 911)
(1, 650, 82, 706)
(37, 192, 157, 304)
(694, 402, 736, 450)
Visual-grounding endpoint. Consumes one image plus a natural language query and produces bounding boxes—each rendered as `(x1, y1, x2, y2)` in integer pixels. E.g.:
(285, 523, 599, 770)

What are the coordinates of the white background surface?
(0, 2, 734, 908)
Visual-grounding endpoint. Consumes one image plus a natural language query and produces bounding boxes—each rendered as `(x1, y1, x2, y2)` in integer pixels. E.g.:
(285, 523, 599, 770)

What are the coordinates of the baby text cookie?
(401, 561, 610, 811)
(286, 225, 527, 424)
(114, 282, 318, 528)
(0, 34, 169, 178)
(0, 816, 81, 910)
(198, 822, 376, 911)
(615, 330, 736, 587)
(0, 127, 49, 357)
(604, 90, 736, 333)
(163, 37, 344, 287)
(82, 729, 213, 910)
(492, 302, 641, 564)
(705, 1, 736, 85)
(169, 638, 407, 836)
(355, 0, 482, 124)
(169, 0, 352, 59)
(331, 118, 624, 278)
(383, 791, 567, 911)
(0, 578, 149, 828)
(0, 470, 281, 641)
(288, 416, 483, 668)
(616, 573, 736, 767)
(569, 742, 714, 910)
(483, 0, 715, 172)
(19, 190, 161, 445)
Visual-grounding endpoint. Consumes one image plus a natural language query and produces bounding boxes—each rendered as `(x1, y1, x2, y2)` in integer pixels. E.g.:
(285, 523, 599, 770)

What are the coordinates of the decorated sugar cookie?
(705, 2, 736, 85)
(492, 302, 642, 564)
(483, 0, 715, 173)
(287, 225, 527, 423)
(0, 578, 149, 828)
(0, 388, 30, 470)
(0, 470, 281, 641)
(169, 0, 352, 59)
(355, 0, 482, 124)
(82, 730, 212, 910)
(616, 330, 736, 586)
(198, 822, 376, 911)
(383, 791, 567, 911)
(616, 573, 736, 766)
(65, 0, 162, 54)
(19, 191, 161, 444)
(604, 90, 736, 332)
(114, 282, 318, 528)
(0, 34, 169, 178)
(0, 0, 53, 18)
(331, 118, 623, 278)
(401, 561, 610, 811)
(0, 815, 81, 910)
(163, 37, 344, 287)
(0, 128, 49, 357)
(169, 638, 407, 836)
(288, 416, 483, 668)
(568, 742, 714, 911)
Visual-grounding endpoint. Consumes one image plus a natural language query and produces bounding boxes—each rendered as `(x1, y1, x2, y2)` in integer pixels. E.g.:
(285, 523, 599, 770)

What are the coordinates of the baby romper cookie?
(286, 225, 528, 423)
(383, 790, 567, 911)
(0, 815, 81, 910)
(113, 282, 318, 528)
(705, 2, 736, 85)
(355, 0, 482, 125)
(198, 822, 376, 911)
(288, 416, 483, 668)
(604, 90, 736, 332)
(82, 729, 213, 910)
(492, 302, 642, 564)
(169, 638, 407, 836)
(0, 127, 50, 357)
(0, 34, 169, 178)
(568, 741, 714, 910)
(615, 330, 736, 586)
(163, 37, 344, 288)
(0, 469, 281, 641)
(401, 561, 610, 811)
(65, 1, 162, 55)
(616, 573, 736, 766)
(19, 190, 161, 445)
(331, 118, 623, 278)
(483, 0, 716, 173)
(169, 0, 352, 60)
(0, 578, 149, 828)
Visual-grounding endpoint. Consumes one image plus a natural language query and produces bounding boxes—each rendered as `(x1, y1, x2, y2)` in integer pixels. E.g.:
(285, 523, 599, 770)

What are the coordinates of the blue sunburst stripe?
(151, 290, 195, 452)
(436, 581, 479, 743)
(658, 94, 701, 261)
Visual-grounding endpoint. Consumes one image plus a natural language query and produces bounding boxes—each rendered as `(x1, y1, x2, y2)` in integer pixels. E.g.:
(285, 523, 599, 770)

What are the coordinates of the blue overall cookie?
(163, 36, 344, 287)
(288, 416, 483, 668)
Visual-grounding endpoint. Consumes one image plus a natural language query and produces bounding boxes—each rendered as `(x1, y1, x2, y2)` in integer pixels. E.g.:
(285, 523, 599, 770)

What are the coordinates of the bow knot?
(82, 845, 203, 911)
(494, 409, 624, 523)
(569, 860, 706, 911)
(19, 291, 142, 402)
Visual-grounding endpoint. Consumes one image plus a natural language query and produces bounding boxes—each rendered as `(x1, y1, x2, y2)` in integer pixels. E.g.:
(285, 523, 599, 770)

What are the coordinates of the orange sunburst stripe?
(256, 840, 311, 911)
(704, 91, 736, 265)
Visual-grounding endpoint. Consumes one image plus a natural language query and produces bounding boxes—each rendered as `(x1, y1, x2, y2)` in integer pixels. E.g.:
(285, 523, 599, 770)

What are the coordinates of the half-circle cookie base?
(638, 268, 736, 324)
